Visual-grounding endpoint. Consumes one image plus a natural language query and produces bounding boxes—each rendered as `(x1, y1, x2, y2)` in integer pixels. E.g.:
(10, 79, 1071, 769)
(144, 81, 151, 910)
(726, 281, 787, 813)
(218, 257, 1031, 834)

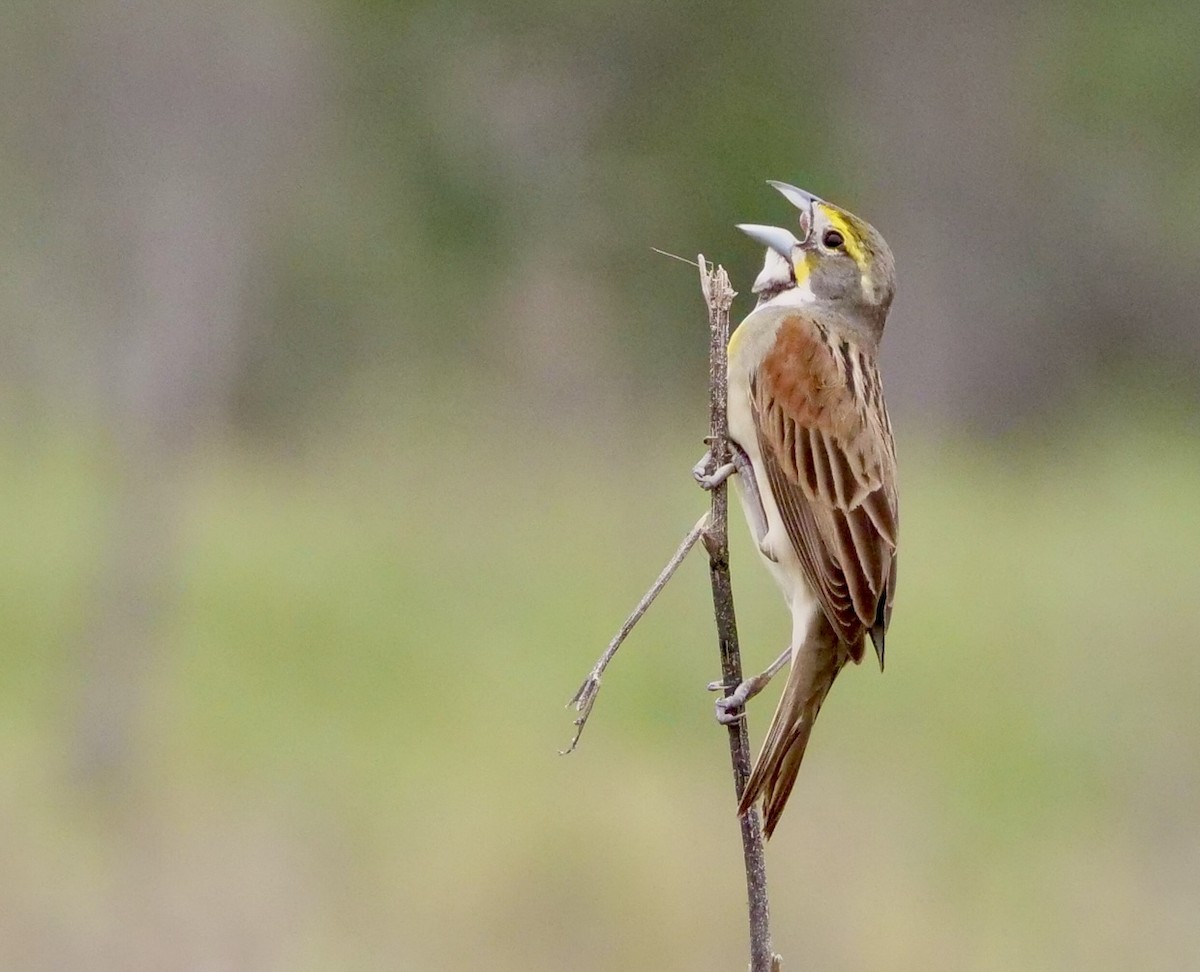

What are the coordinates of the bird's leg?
(693, 442, 768, 546)
(708, 646, 791, 725)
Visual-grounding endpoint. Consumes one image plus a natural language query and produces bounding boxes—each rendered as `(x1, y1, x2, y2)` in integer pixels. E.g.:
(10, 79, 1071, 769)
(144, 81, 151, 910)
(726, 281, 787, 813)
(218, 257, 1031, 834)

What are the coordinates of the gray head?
(739, 182, 897, 336)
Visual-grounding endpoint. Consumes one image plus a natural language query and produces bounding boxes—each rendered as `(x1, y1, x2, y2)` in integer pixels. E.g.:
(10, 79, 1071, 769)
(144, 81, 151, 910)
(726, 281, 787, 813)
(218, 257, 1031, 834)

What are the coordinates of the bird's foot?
(706, 648, 791, 725)
(707, 674, 773, 724)
(692, 450, 736, 490)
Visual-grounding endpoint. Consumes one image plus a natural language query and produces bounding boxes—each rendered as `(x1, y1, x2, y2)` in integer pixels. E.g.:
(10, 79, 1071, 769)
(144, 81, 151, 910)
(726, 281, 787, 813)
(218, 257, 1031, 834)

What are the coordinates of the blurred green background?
(2, 1, 1199, 969)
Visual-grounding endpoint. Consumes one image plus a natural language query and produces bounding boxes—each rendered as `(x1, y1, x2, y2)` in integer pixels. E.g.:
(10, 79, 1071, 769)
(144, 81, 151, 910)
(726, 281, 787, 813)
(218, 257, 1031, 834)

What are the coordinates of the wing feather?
(753, 313, 899, 654)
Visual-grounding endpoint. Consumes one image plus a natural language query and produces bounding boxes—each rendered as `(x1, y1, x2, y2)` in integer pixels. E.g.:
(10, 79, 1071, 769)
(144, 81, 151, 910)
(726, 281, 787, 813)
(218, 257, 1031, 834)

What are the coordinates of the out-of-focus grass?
(0, 396, 1198, 970)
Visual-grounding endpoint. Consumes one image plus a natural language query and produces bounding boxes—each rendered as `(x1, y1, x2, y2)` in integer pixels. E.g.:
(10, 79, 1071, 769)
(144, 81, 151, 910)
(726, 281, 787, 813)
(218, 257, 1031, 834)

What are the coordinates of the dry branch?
(563, 255, 781, 971)
(698, 255, 781, 972)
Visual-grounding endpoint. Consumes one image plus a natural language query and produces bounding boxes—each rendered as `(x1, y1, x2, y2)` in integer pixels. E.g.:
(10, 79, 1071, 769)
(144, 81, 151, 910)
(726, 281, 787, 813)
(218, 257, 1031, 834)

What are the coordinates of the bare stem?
(698, 254, 781, 972)
(561, 512, 710, 755)
(561, 253, 781, 971)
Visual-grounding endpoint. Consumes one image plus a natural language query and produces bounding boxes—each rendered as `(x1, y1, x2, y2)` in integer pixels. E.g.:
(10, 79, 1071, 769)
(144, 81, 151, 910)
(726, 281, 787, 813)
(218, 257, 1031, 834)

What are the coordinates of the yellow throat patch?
(791, 250, 815, 290)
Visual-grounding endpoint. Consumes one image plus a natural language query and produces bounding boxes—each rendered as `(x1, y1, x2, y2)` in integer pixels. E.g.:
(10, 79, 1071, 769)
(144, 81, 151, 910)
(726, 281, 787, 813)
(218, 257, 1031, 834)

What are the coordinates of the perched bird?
(695, 183, 899, 838)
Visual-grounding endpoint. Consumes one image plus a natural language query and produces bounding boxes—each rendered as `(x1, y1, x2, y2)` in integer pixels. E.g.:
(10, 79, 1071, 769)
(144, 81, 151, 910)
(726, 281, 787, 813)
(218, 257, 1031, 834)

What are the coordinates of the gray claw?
(715, 697, 747, 725)
(711, 669, 777, 724)
(711, 675, 749, 723)
(698, 470, 734, 490)
(711, 648, 792, 726)
(691, 451, 734, 489)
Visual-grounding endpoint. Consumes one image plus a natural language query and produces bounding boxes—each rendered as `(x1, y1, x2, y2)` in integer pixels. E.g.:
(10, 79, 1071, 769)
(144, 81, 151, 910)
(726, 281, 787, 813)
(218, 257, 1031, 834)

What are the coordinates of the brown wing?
(752, 313, 898, 662)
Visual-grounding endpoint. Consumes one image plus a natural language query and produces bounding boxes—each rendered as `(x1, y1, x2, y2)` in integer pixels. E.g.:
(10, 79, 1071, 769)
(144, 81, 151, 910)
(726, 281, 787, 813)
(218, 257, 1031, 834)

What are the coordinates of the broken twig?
(562, 512, 710, 755)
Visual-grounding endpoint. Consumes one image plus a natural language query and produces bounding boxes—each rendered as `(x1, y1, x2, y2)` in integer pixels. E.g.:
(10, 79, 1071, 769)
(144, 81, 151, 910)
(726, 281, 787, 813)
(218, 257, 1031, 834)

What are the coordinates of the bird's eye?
(822, 229, 845, 250)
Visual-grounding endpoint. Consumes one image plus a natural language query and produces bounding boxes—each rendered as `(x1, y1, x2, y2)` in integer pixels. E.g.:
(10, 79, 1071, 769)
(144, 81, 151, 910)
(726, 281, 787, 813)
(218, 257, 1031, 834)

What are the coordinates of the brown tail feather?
(738, 623, 846, 838)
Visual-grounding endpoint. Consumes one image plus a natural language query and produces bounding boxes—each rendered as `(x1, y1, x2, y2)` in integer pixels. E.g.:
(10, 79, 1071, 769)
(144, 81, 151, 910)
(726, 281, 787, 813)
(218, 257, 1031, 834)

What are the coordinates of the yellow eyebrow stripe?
(818, 205, 868, 271)
(819, 203, 875, 299)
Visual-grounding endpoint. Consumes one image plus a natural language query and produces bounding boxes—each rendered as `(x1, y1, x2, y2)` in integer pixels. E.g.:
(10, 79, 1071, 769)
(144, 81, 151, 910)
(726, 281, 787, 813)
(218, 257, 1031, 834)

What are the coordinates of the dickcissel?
(696, 182, 899, 838)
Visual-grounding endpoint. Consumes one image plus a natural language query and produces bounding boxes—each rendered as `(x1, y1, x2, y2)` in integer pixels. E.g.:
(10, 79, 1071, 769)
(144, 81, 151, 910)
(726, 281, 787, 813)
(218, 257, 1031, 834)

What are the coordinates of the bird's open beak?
(767, 181, 821, 242)
(736, 223, 800, 260)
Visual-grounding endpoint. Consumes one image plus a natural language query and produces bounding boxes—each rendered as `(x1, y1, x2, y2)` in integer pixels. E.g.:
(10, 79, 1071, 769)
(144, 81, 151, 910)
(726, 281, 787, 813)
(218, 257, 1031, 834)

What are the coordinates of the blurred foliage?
(2, 393, 1200, 968)
(1, 0, 1199, 967)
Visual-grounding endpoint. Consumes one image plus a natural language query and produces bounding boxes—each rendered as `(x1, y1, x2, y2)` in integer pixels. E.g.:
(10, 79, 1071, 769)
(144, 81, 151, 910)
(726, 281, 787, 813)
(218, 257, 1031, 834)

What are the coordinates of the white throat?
(759, 278, 818, 309)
